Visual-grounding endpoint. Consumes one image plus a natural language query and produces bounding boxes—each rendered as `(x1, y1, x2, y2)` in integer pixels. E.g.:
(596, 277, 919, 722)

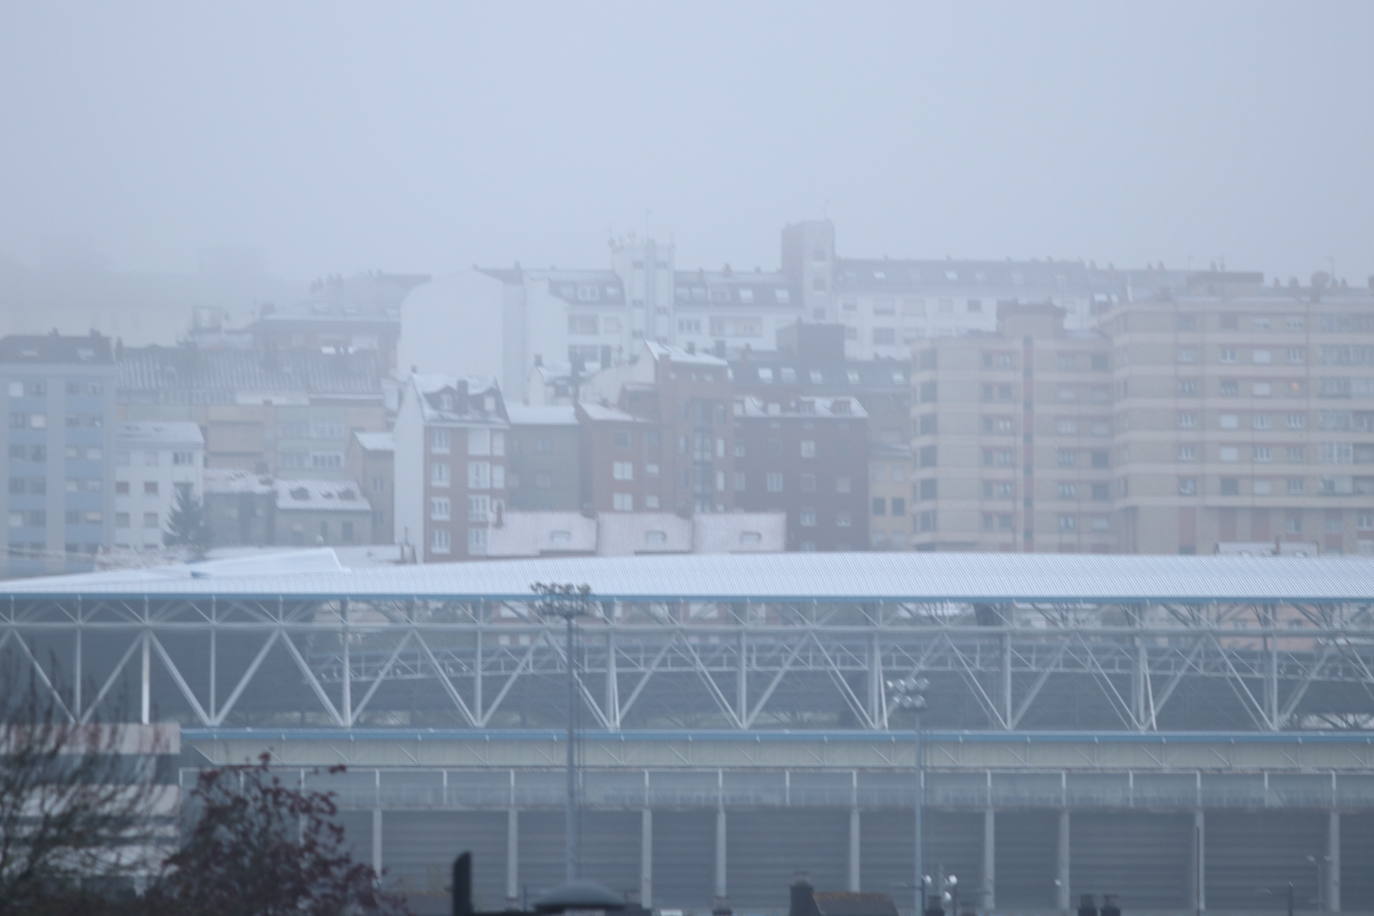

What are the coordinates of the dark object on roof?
(451, 852, 636, 916)
(790, 876, 899, 916)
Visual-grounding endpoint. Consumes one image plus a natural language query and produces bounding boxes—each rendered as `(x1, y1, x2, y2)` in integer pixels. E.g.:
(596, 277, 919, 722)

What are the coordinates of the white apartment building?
(114, 421, 204, 551)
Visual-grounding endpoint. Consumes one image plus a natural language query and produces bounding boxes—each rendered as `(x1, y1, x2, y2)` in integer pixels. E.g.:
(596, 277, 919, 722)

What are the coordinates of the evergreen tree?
(163, 486, 210, 559)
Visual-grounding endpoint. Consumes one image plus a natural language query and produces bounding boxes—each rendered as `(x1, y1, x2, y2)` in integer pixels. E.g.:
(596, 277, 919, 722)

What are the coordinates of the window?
(983, 448, 1014, 467)
(469, 428, 491, 456)
(798, 473, 816, 492)
(800, 440, 816, 458)
(1287, 446, 1305, 463)
(1288, 477, 1304, 495)
(1218, 414, 1239, 430)
(115, 481, 129, 495)
(310, 452, 343, 470)
(172, 451, 194, 466)
(612, 492, 633, 511)
(1056, 449, 1077, 468)
(431, 428, 450, 454)
(1252, 413, 1272, 430)
(612, 461, 634, 481)
(1177, 412, 1197, 429)
(874, 499, 891, 518)
(799, 508, 817, 527)
(766, 472, 783, 493)
(1177, 347, 1199, 364)
(143, 481, 158, 495)
(468, 494, 490, 522)
(142, 512, 158, 528)
(1285, 513, 1302, 534)
(1219, 446, 1239, 462)
(1254, 446, 1272, 463)
(1058, 482, 1078, 499)
(1287, 413, 1307, 430)
(468, 461, 490, 489)
(1253, 349, 1272, 364)
(891, 498, 906, 516)
(114, 512, 130, 527)
(1220, 478, 1239, 496)
(1177, 379, 1199, 396)
(1254, 479, 1273, 496)
(1057, 515, 1077, 531)
(1091, 484, 1110, 501)
(1358, 512, 1374, 531)
(431, 528, 451, 554)
(837, 512, 852, 528)
(1219, 379, 1239, 397)
(1287, 347, 1305, 364)
(431, 462, 450, 486)
(1219, 347, 1237, 363)
(1178, 477, 1197, 495)
(430, 497, 451, 520)
(918, 478, 937, 500)
(1177, 445, 1197, 461)
(872, 328, 896, 345)
(836, 476, 851, 494)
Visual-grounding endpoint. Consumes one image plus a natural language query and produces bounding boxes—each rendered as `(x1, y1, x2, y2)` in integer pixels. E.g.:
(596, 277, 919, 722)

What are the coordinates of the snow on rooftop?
(6, 552, 1373, 602)
(644, 340, 728, 367)
(275, 479, 371, 512)
(353, 430, 395, 451)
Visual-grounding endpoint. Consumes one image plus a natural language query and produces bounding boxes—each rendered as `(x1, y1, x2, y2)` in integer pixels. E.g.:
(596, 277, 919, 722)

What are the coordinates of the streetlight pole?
(888, 675, 930, 916)
(533, 582, 594, 883)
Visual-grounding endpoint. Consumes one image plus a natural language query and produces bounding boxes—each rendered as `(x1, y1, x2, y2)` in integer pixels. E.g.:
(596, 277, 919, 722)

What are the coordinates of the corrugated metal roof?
(5, 552, 1373, 602)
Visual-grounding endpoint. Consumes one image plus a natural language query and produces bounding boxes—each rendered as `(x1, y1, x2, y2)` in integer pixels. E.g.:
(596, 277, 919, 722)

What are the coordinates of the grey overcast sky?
(3, 0, 1372, 285)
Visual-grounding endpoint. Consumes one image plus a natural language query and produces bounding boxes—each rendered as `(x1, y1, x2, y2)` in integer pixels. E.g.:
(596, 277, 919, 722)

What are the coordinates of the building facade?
(1106, 283, 1374, 555)
(349, 431, 395, 543)
(733, 396, 870, 551)
(393, 374, 509, 562)
(113, 421, 205, 553)
(0, 333, 117, 578)
(505, 406, 581, 511)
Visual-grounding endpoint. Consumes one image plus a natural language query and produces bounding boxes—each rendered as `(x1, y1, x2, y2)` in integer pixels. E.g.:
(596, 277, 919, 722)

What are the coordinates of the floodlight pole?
(915, 707, 925, 916)
(535, 583, 593, 883)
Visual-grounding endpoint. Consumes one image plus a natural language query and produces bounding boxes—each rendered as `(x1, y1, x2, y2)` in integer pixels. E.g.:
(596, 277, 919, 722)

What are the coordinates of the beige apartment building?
(909, 282, 1374, 556)
(910, 304, 1115, 552)
(1104, 282, 1374, 555)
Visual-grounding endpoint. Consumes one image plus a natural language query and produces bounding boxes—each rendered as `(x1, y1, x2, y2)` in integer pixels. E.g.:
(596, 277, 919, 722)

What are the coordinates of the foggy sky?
(4, 0, 1372, 286)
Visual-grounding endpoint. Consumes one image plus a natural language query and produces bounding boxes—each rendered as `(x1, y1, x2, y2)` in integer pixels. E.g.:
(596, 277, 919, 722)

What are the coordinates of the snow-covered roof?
(204, 468, 274, 495)
(507, 405, 578, 426)
(577, 402, 646, 423)
(115, 421, 204, 448)
(353, 430, 395, 451)
(6, 552, 1373, 603)
(275, 479, 371, 512)
(644, 340, 728, 368)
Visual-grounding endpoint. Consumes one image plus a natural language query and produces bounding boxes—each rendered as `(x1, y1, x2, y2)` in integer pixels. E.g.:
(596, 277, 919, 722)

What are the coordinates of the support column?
(506, 809, 519, 906)
(371, 809, 383, 874)
(1327, 811, 1340, 913)
(1194, 810, 1206, 915)
(848, 808, 861, 892)
(140, 633, 151, 725)
(982, 809, 995, 914)
(641, 809, 653, 907)
(1056, 810, 1070, 914)
(714, 807, 728, 900)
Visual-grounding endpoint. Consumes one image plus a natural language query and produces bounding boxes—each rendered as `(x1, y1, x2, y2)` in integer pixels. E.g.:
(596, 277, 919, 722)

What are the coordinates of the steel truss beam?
(4, 595, 1374, 732)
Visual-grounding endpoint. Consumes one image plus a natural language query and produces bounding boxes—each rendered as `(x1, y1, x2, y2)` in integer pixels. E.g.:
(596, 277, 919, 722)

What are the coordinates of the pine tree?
(164, 486, 211, 559)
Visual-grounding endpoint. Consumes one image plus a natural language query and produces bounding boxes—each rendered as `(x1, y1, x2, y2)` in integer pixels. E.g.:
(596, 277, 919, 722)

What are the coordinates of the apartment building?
(730, 323, 913, 549)
(113, 421, 205, 552)
(911, 305, 1115, 552)
(505, 405, 581, 511)
(348, 431, 394, 543)
(733, 395, 870, 551)
(273, 479, 372, 547)
(0, 333, 117, 578)
(393, 374, 509, 562)
(579, 341, 737, 514)
(118, 344, 387, 477)
(1105, 281, 1374, 555)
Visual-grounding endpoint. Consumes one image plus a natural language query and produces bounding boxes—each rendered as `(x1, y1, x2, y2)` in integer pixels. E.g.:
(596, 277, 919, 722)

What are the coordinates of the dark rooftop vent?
(532, 880, 627, 913)
(289, 487, 309, 501)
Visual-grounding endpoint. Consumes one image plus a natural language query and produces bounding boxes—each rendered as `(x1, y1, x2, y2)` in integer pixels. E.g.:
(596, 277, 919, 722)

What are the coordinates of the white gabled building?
(113, 421, 204, 552)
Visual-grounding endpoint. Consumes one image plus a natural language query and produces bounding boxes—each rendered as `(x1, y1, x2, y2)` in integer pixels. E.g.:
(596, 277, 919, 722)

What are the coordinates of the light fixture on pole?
(888, 675, 930, 916)
(533, 582, 595, 883)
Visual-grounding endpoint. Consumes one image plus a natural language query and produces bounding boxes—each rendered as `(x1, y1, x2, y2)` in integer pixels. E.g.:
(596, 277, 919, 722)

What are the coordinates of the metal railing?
(179, 765, 1374, 812)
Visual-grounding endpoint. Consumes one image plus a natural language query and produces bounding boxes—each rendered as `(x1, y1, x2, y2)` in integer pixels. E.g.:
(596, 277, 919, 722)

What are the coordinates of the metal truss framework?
(4, 592, 1374, 732)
